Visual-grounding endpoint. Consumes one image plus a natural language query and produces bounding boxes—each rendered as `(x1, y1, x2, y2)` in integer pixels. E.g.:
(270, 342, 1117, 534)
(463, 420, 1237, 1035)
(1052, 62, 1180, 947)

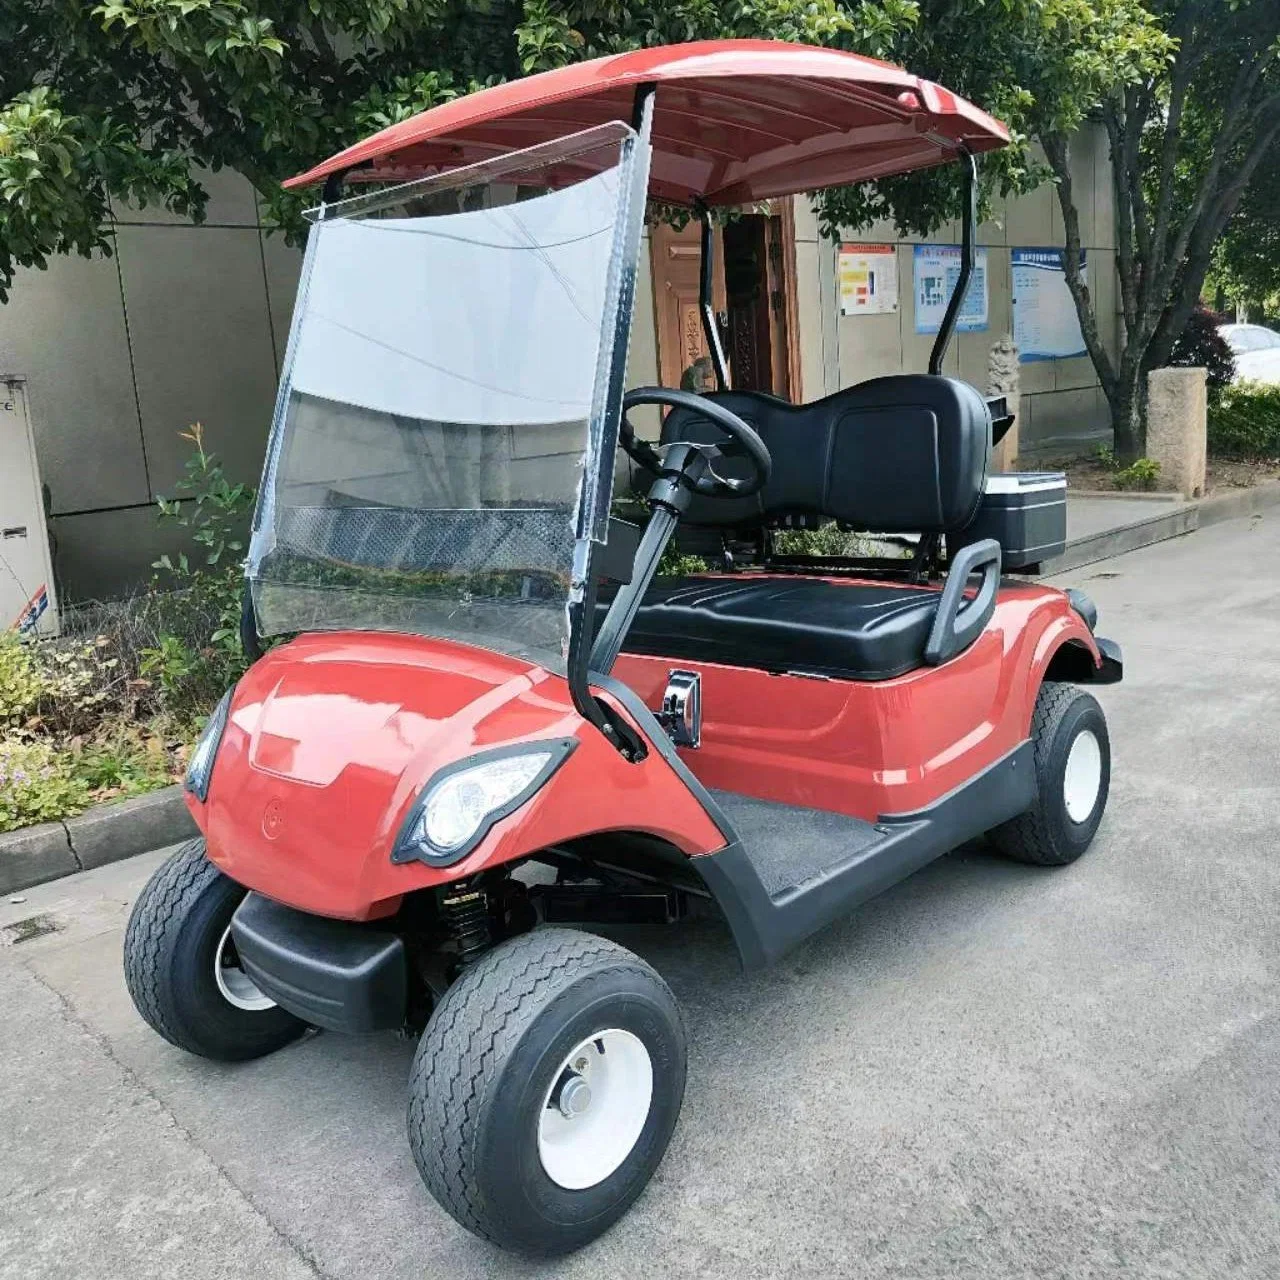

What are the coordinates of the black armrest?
(924, 538, 1001, 666)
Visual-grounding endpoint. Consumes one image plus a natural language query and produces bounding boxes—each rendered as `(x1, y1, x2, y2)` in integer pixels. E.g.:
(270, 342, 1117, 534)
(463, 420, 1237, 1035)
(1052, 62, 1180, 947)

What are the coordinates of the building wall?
(792, 126, 1119, 455)
(0, 168, 301, 601)
(1, 130, 1117, 602)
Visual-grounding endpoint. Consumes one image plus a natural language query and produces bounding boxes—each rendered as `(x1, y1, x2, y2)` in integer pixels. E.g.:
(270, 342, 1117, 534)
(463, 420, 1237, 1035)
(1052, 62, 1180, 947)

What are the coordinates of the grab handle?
(924, 538, 1001, 666)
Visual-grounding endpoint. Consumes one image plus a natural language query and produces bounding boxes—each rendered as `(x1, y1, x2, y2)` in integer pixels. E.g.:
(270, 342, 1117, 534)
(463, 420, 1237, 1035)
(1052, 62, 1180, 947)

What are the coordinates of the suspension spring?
(439, 886, 491, 965)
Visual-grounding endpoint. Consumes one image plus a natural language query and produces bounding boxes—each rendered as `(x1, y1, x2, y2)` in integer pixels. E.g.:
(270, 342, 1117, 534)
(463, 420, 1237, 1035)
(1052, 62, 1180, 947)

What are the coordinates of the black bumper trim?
(230, 893, 407, 1033)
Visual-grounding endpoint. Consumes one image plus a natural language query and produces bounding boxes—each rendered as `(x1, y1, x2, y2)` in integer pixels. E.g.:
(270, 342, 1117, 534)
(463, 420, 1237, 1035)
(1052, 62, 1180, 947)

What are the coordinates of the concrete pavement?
(3, 511, 1279, 1279)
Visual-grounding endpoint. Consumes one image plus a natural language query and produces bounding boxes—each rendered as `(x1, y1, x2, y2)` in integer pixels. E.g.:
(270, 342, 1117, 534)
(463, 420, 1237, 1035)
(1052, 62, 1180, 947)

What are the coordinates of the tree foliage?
(4, 0, 1276, 462)
(1044, 1, 1280, 457)
(2, 0, 1169, 302)
(1211, 135, 1280, 315)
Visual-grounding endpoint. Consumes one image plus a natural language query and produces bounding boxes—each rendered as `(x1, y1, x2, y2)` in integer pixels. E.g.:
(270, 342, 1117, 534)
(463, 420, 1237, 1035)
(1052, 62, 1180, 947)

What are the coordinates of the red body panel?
(192, 632, 725, 921)
(285, 40, 1009, 205)
(612, 580, 1098, 819)
(190, 582, 1096, 921)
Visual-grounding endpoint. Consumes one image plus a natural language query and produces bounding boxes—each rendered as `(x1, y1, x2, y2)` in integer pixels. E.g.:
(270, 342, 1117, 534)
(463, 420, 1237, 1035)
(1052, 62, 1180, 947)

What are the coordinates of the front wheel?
(407, 927, 686, 1256)
(988, 681, 1111, 866)
(123, 839, 308, 1060)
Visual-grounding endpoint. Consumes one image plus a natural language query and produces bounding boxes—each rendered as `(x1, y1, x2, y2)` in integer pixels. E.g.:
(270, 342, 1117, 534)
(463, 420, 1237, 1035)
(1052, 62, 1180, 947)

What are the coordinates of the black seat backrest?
(659, 374, 991, 534)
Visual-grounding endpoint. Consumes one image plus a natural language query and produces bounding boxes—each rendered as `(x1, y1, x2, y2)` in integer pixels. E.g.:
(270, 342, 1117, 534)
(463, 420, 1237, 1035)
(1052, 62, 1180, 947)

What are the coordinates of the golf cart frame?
(124, 40, 1122, 1255)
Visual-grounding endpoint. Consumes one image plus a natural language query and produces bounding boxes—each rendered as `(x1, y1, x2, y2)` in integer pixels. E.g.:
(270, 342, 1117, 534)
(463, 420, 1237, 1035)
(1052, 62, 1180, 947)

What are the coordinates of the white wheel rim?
(214, 925, 276, 1012)
(537, 1029, 653, 1190)
(1063, 728, 1103, 823)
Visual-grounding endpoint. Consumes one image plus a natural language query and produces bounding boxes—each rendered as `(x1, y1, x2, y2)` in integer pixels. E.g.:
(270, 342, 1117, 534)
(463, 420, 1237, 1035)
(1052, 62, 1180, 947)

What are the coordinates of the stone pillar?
(1146, 367, 1207, 498)
(987, 333, 1020, 472)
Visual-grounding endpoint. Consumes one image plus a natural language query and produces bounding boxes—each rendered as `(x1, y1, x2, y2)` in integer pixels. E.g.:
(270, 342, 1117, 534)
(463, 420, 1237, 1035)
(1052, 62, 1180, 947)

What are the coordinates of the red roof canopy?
(286, 40, 1009, 205)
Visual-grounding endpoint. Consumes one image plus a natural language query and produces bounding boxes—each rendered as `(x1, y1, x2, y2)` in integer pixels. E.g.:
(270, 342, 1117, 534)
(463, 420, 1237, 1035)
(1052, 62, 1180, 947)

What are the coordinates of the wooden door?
(650, 219, 726, 393)
(649, 203, 800, 399)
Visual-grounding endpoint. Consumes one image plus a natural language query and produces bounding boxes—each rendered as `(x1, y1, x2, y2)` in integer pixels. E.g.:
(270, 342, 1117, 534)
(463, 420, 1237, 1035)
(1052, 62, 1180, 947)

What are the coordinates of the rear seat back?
(659, 374, 991, 534)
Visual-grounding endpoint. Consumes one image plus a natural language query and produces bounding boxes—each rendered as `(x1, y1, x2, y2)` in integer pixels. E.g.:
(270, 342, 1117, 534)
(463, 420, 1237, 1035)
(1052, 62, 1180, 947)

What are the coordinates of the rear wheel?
(407, 927, 686, 1256)
(123, 839, 308, 1060)
(988, 681, 1111, 866)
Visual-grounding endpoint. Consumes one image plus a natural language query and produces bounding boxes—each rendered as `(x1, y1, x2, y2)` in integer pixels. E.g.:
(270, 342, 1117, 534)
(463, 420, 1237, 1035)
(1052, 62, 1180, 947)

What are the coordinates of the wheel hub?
(537, 1029, 653, 1190)
(557, 1073, 592, 1118)
(1063, 727, 1103, 823)
(214, 924, 277, 1012)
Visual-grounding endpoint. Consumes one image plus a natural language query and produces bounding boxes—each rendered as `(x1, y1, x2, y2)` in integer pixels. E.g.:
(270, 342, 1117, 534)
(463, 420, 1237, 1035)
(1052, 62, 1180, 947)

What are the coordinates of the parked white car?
(1219, 323, 1280, 385)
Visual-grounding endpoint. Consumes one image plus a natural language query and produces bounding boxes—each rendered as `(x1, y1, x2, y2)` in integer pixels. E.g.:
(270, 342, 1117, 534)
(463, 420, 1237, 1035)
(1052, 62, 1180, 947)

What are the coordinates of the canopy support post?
(928, 150, 977, 377)
(694, 201, 730, 391)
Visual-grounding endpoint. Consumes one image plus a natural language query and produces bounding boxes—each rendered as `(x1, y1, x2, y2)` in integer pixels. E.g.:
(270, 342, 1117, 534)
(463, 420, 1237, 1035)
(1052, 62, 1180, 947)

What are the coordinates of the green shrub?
(144, 422, 256, 718)
(1207, 381, 1280, 458)
(0, 739, 91, 832)
(72, 728, 175, 800)
(1113, 457, 1161, 490)
(0, 631, 122, 736)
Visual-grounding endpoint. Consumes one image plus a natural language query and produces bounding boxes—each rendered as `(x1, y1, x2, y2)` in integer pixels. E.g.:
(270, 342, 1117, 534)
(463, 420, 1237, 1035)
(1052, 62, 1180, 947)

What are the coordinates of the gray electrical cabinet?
(1, 377, 59, 636)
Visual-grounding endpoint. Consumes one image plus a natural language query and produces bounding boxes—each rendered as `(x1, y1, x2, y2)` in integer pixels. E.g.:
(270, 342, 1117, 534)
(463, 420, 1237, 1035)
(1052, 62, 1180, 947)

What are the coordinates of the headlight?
(184, 690, 232, 802)
(392, 739, 577, 866)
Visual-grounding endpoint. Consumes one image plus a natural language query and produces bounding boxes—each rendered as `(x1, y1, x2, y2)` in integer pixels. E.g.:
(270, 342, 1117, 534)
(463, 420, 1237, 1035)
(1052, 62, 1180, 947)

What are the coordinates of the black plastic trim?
(230, 892, 406, 1033)
(1092, 636, 1123, 683)
(1044, 635, 1123, 685)
(925, 537, 1001, 665)
(692, 739, 1036, 969)
(391, 738, 578, 867)
(239, 586, 263, 662)
(1065, 587, 1098, 632)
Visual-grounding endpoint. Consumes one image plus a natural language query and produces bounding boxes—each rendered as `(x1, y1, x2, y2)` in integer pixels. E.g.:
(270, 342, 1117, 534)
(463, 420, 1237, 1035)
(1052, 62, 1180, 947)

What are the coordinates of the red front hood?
(198, 632, 582, 917)
(234, 632, 565, 787)
(194, 631, 725, 919)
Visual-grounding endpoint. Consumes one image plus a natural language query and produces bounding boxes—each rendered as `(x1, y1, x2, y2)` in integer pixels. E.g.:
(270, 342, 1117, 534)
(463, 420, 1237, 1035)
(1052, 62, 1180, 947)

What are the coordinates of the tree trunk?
(1106, 361, 1145, 462)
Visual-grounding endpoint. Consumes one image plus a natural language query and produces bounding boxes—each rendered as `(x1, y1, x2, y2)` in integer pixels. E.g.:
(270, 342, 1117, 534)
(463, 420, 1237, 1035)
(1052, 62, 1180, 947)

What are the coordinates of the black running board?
(692, 741, 1036, 969)
(592, 673, 1037, 971)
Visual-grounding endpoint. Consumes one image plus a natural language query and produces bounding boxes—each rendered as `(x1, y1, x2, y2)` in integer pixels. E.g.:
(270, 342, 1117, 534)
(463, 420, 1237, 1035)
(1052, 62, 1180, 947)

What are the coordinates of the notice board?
(913, 244, 989, 334)
(1012, 247, 1088, 361)
(838, 243, 898, 316)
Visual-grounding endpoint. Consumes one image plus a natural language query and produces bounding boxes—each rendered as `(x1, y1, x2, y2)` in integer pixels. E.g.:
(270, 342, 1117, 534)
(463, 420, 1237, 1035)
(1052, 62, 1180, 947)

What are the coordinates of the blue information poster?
(1012, 248, 1088, 361)
(912, 244, 988, 335)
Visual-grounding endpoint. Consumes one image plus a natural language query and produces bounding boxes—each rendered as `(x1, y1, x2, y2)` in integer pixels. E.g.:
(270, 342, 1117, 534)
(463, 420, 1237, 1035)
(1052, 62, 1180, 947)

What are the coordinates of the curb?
(1195, 478, 1280, 527)
(1042, 502, 1198, 575)
(1043, 478, 1280, 576)
(1066, 489, 1184, 502)
(0, 785, 195, 896)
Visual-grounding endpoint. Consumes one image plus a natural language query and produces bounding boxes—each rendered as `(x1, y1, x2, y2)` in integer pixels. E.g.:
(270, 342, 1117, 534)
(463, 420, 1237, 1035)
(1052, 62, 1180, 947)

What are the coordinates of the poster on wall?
(838, 243, 898, 316)
(1012, 248, 1088, 361)
(913, 244, 989, 334)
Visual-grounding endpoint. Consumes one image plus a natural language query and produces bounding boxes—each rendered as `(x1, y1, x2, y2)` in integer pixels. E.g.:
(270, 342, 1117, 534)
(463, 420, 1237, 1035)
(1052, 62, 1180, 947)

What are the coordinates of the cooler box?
(953, 471, 1066, 572)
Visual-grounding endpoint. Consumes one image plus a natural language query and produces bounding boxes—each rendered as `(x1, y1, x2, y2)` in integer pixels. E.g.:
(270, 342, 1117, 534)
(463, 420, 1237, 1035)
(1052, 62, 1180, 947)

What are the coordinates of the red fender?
(189, 631, 724, 920)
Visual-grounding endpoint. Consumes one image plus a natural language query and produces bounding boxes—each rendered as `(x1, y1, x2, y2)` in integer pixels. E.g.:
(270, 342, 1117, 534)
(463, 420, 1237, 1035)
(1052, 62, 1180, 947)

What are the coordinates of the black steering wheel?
(620, 387, 772, 499)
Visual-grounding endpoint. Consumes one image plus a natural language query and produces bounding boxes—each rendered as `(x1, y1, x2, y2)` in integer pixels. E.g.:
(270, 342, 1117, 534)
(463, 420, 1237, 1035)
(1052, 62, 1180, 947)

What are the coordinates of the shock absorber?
(438, 885, 491, 966)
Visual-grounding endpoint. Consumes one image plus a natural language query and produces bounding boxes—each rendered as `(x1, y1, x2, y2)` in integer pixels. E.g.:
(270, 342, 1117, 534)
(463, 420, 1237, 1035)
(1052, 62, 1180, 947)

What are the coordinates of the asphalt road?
(3, 512, 1279, 1280)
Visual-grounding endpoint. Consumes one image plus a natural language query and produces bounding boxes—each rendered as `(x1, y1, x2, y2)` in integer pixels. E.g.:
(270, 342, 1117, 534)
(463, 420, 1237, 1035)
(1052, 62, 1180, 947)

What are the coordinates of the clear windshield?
(247, 125, 644, 665)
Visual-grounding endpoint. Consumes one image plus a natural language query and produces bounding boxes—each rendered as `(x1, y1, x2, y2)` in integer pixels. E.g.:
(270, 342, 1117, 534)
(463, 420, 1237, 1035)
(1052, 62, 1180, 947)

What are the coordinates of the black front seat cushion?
(610, 576, 944, 682)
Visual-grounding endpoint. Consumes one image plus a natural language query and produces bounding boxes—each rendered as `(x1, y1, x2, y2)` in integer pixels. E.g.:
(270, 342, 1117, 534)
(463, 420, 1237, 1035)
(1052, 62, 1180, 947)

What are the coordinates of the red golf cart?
(124, 40, 1122, 1255)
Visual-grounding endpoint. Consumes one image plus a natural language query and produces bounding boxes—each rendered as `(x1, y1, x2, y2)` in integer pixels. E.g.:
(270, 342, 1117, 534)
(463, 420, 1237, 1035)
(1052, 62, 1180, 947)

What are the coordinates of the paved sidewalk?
(1066, 491, 1184, 541)
(3, 512, 1280, 1279)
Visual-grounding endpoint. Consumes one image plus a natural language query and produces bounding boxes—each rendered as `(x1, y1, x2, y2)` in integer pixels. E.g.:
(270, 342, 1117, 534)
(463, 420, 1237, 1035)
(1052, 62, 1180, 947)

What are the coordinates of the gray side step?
(709, 790, 881, 898)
